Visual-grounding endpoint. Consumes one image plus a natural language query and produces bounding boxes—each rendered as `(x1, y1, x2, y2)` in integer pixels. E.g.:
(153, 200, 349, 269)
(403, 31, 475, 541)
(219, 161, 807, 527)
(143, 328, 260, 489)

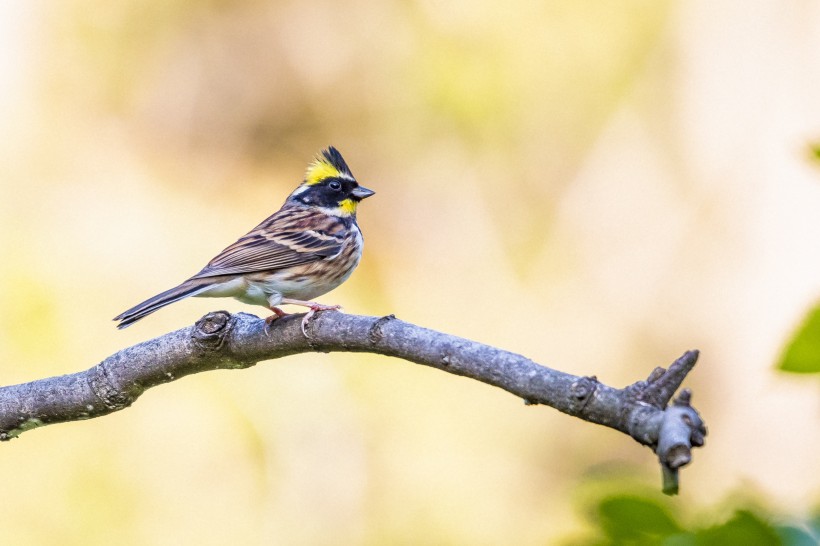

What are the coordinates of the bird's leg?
(280, 298, 342, 336)
(264, 306, 289, 335)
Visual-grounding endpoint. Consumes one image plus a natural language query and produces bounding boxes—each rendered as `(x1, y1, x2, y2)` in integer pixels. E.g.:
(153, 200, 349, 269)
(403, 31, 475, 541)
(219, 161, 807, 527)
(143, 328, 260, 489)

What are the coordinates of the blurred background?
(1, 0, 819, 543)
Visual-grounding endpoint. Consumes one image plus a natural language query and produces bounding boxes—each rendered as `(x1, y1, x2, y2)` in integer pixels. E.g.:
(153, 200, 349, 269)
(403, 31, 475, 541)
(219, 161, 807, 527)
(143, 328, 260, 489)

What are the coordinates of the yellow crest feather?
(305, 156, 342, 186)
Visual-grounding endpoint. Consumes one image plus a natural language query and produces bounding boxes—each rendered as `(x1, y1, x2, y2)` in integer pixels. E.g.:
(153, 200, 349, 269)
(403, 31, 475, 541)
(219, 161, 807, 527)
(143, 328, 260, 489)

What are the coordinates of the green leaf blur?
(574, 491, 819, 546)
(596, 495, 682, 541)
(778, 304, 820, 373)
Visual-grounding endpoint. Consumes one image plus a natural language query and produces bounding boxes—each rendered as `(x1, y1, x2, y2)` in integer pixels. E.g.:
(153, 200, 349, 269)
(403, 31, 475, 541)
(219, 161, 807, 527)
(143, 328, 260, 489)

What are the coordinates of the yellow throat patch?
(335, 198, 357, 216)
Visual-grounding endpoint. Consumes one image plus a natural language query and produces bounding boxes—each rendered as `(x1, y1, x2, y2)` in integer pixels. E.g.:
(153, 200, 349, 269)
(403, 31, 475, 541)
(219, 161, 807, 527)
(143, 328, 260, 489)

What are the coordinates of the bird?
(114, 146, 374, 334)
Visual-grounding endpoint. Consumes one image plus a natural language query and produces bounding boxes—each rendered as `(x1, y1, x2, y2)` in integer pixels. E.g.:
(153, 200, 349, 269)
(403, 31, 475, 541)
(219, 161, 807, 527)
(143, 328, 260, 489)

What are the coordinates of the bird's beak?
(352, 186, 375, 200)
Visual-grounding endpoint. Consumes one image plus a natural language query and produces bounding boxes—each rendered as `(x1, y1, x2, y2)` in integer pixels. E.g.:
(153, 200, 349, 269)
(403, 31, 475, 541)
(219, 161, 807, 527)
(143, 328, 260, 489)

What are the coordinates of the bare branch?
(0, 311, 707, 494)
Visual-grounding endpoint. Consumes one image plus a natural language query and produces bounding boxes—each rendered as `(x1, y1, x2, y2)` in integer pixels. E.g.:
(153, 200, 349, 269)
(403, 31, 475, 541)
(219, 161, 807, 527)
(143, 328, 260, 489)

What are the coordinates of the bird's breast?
(248, 226, 364, 301)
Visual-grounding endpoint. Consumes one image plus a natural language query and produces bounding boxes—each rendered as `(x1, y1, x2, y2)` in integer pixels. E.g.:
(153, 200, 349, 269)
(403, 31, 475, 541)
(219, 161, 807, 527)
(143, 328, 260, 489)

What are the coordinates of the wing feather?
(190, 208, 348, 279)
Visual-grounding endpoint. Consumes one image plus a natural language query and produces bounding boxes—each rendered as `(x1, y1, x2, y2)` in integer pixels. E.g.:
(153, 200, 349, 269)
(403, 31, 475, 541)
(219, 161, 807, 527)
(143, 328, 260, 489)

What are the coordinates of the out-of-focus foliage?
(809, 143, 820, 165)
(778, 304, 820, 373)
(570, 488, 820, 546)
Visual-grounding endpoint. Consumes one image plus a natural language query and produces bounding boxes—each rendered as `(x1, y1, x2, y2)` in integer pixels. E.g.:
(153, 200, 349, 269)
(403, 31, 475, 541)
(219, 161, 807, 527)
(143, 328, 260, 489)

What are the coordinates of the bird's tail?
(113, 280, 210, 329)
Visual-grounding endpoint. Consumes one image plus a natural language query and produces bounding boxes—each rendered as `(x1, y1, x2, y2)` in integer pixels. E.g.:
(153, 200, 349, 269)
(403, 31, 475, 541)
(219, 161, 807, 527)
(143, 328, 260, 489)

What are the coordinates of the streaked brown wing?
(191, 207, 347, 279)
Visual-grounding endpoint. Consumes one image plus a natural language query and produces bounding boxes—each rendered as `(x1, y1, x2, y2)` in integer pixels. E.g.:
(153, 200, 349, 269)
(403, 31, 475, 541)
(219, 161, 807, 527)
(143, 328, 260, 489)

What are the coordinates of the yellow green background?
(1, 0, 819, 543)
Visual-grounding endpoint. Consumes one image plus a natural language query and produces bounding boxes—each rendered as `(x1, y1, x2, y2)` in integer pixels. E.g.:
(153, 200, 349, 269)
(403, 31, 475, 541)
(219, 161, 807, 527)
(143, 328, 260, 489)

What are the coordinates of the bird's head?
(286, 147, 375, 217)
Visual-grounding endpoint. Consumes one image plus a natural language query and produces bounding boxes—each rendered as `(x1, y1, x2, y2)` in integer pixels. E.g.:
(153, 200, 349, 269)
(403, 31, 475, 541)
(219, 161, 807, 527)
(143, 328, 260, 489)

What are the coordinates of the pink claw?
(300, 304, 342, 337)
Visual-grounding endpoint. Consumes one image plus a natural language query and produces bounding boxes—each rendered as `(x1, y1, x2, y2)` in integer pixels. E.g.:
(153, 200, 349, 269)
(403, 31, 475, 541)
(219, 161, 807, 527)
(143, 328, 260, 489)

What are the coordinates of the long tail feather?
(113, 281, 209, 329)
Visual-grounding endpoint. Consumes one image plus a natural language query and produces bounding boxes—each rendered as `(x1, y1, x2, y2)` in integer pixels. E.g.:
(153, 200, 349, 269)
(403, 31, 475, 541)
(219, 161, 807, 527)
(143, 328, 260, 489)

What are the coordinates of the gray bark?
(0, 311, 706, 494)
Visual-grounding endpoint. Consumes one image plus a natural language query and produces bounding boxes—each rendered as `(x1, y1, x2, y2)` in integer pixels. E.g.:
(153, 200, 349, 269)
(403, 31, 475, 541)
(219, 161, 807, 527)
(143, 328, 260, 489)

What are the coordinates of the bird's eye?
(328, 180, 342, 191)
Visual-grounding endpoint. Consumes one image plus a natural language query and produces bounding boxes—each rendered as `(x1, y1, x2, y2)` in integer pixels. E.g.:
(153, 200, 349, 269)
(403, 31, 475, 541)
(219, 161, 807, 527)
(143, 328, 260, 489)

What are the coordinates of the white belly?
(195, 277, 272, 306)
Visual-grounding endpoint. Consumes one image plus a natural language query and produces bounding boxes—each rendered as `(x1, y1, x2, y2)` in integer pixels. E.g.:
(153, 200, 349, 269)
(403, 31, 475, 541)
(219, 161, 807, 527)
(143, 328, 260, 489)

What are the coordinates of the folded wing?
(192, 208, 348, 279)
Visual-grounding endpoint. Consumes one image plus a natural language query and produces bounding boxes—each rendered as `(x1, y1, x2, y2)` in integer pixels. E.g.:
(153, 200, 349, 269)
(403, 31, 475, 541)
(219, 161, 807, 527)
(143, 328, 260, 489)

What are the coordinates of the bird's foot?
(264, 307, 289, 335)
(300, 303, 342, 337)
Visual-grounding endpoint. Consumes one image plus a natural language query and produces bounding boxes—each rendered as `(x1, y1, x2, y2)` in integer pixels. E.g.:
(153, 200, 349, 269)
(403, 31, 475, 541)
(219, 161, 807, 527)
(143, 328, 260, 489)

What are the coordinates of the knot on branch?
(369, 314, 397, 345)
(193, 311, 234, 351)
(569, 375, 598, 412)
(89, 363, 135, 410)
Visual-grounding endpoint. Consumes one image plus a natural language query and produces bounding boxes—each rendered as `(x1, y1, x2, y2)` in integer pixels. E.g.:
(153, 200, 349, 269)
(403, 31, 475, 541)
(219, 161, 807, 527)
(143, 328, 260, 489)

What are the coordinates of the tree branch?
(0, 311, 707, 494)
